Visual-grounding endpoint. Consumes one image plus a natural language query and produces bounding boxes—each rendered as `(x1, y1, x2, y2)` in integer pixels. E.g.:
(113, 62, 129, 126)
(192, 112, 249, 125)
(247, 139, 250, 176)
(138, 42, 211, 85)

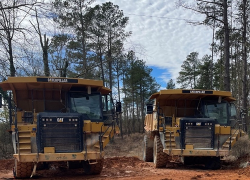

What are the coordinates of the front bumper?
(14, 151, 104, 162)
(164, 149, 230, 157)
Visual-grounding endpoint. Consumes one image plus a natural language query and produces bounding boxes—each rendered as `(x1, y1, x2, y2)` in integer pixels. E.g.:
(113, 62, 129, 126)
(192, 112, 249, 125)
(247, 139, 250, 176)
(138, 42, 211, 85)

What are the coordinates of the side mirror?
(116, 102, 121, 113)
(146, 104, 153, 114)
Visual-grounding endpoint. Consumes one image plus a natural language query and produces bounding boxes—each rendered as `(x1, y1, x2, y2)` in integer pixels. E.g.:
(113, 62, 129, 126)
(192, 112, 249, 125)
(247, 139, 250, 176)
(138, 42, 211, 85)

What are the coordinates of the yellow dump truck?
(0, 76, 121, 178)
(143, 89, 245, 169)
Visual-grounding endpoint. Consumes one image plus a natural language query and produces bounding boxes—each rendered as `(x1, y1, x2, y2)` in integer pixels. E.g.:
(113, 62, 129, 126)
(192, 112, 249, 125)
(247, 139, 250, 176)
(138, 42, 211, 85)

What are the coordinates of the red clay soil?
(1, 157, 250, 180)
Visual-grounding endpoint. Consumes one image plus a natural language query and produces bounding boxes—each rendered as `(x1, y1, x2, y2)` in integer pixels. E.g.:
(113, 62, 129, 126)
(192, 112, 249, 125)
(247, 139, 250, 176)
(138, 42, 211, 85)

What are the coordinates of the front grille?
(180, 118, 215, 149)
(185, 126, 213, 149)
(37, 113, 83, 153)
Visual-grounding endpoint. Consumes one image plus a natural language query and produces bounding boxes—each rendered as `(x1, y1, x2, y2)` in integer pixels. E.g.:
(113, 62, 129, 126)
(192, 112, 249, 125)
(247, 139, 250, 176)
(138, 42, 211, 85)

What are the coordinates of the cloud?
(93, 0, 213, 87)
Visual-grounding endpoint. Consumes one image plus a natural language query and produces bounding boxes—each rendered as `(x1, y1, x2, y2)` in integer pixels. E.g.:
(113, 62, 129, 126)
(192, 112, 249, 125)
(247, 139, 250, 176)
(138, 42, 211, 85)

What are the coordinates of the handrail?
(83, 131, 87, 160)
(228, 118, 242, 150)
(99, 121, 115, 153)
(14, 106, 20, 159)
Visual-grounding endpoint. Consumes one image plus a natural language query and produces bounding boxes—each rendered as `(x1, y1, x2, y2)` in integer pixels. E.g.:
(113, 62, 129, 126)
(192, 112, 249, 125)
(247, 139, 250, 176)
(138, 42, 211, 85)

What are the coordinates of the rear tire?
(153, 135, 168, 168)
(13, 159, 33, 178)
(143, 135, 153, 162)
(83, 158, 104, 175)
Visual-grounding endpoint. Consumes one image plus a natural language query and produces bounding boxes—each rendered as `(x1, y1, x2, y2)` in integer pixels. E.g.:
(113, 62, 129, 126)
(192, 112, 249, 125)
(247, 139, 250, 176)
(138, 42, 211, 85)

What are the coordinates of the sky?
(93, 0, 213, 89)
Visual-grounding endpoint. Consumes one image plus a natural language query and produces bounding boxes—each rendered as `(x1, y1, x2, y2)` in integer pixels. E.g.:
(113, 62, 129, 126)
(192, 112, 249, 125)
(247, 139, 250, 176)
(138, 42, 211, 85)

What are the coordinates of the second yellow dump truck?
(143, 89, 245, 169)
(0, 76, 121, 178)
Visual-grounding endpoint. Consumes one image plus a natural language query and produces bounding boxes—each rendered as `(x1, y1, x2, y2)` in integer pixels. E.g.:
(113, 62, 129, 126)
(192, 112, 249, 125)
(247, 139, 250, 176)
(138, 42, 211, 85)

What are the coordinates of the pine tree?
(166, 79, 175, 89)
(177, 52, 200, 89)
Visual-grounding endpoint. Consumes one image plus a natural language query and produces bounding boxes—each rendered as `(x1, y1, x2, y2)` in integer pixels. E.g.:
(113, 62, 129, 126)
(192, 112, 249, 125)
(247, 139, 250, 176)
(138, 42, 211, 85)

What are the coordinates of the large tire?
(84, 158, 104, 175)
(13, 159, 33, 178)
(153, 135, 168, 168)
(143, 135, 153, 162)
(183, 157, 193, 165)
(205, 157, 221, 170)
(67, 161, 83, 169)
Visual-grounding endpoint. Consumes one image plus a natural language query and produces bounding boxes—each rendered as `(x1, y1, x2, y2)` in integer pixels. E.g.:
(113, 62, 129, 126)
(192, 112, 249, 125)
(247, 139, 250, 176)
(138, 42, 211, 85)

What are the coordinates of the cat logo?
(57, 118, 64, 122)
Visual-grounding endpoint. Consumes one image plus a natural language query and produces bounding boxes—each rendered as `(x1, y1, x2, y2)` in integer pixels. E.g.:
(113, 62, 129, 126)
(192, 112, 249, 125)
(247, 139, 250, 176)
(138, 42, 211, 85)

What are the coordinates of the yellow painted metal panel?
(78, 78, 103, 86)
(149, 89, 235, 102)
(185, 144, 194, 149)
(214, 125, 231, 134)
(220, 126, 231, 134)
(18, 125, 37, 132)
(44, 147, 55, 153)
(14, 151, 105, 162)
(215, 124, 220, 134)
(164, 149, 229, 157)
(144, 114, 153, 132)
(83, 120, 91, 132)
(91, 122, 104, 132)
(16, 111, 22, 123)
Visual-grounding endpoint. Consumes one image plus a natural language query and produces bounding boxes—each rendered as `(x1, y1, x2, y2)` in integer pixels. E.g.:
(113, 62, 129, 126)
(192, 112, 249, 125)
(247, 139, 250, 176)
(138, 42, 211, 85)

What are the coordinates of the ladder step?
(19, 132, 31, 137)
(166, 145, 176, 148)
(19, 144, 31, 149)
(165, 139, 175, 142)
(19, 149, 31, 154)
(19, 138, 31, 143)
(165, 131, 174, 134)
(165, 143, 176, 146)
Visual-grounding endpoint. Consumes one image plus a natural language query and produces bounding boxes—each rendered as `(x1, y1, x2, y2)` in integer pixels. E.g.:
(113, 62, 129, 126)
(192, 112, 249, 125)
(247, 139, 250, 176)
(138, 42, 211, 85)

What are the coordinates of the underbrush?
(104, 133, 144, 159)
(224, 135, 250, 167)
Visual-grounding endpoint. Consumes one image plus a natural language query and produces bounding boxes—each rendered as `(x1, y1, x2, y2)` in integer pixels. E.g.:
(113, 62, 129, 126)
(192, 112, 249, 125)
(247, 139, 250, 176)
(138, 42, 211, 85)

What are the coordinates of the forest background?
(0, 0, 250, 159)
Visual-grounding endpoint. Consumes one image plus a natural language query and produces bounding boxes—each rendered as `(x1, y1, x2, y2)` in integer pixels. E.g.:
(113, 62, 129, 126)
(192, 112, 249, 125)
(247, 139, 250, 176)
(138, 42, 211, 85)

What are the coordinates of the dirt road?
(1, 157, 250, 180)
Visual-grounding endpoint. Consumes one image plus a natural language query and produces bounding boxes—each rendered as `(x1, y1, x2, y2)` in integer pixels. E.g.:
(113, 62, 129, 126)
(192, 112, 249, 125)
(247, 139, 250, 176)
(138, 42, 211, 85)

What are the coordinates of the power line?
(125, 13, 188, 21)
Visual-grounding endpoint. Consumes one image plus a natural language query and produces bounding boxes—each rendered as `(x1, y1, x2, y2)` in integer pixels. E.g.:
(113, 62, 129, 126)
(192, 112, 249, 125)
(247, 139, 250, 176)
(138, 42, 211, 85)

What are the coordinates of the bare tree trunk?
(31, 9, 50, 76)
(8, 37, 15, 76)
(108, 31, 112, 97)
(98, 35, 105, 85)
(242, 0, 248, 132)
(223, 0, 230, 91)
(42, 34, 50, 76)
(79, 1, 87, 78)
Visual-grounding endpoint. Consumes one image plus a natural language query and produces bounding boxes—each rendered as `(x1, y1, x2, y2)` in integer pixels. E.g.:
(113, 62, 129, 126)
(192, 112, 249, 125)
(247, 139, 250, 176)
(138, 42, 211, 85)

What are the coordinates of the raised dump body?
(143, 89, 245, 169)
(0, 77, 121, 178)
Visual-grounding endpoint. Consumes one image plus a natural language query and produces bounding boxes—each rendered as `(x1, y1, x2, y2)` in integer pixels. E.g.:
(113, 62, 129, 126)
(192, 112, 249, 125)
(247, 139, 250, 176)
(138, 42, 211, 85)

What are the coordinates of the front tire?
(13, 159, 33, 178)
(153, 135, 168, 168)
(205, 157, 221, 170)
(183, 157, 193, 165)
(67, 161, 83, 169)
(83, 158, 104, 175)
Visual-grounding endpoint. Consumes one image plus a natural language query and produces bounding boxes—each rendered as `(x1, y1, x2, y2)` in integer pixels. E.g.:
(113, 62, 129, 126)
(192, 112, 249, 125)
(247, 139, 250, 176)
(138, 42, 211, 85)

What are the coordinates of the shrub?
(231, 135, 250, 158)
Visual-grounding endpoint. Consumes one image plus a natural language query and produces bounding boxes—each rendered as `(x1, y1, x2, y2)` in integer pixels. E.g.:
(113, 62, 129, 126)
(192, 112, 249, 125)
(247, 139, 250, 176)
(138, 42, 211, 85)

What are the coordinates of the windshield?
(69, 93, 101, 120)
(203, 101, 228, 125)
